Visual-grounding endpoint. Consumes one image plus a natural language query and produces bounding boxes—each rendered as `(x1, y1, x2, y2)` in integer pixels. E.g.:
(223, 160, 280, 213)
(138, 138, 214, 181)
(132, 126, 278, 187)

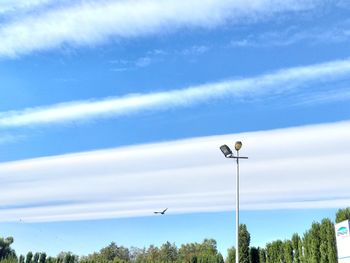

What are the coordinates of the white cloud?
(135, 56, 152, 67)
(1, 58, 350, 128)
(0, 120, 349, 222)
(181, 45, 210, 55)
(0, 133, 22, 144)
(230, 21, 350, 48)
(0, 0, 319, 57)
(0, 0, 54, 14)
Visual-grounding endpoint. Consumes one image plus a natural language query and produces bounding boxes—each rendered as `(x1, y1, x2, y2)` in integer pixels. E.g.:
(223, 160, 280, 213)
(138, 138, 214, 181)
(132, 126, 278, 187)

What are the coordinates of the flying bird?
(154, 208, 168, 215)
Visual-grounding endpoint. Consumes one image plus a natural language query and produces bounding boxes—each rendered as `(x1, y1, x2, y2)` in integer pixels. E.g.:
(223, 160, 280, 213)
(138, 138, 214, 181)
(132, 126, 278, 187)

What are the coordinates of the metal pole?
(236, 150, 240, 263)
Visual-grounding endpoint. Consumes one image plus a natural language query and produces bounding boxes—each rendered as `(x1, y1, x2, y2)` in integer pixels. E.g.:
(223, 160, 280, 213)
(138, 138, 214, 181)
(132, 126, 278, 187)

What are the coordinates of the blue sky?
(1, 0, 350, 258)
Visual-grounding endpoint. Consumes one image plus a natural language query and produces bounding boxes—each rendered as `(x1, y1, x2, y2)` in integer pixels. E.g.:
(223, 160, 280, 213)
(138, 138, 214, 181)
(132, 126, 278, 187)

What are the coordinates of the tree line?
(1, 207, 349, 263)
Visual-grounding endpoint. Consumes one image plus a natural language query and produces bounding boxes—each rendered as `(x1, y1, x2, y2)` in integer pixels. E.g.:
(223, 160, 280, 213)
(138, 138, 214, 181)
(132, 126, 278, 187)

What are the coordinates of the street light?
(220, 141, 248, 263)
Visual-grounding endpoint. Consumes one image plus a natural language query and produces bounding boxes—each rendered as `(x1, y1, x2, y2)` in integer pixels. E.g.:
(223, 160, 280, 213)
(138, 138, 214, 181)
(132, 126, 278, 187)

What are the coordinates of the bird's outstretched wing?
(154, 208, 168, 214)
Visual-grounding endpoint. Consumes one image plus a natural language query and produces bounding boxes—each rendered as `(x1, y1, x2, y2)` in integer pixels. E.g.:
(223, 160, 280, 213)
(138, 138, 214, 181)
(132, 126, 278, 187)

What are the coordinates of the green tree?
(19, 255, 25, 263)
(239, 224, 250, 263)
(0, 237, 15, 260)
(56, 252, 76, 263)
(200, 239, 218, 256)
(46, 257, 55, 263)
(216, 253, 224, 263)
(266, 240, 283, 263)
(146, 245, 160, 263)
(39, 253, 47, 263)
(190, 255, 198, 263)
(160, 242, 178, 262)
(0, 257, 17, 263)
(320, 218, 337, 263)
(226, 247, 235, 263)
(33, 253, 39, 263)
(283, 240, 293, 263)
(335, 207, 350, 223)
(258, 248, 266, 263)
(303, 222, 321, 263)
(179, 243, 197, 262)
(291, 233, 301, 263)
(130, 247, 146, 263)
(98, 242, 130, 262)
(249, 247, 259, 263)
(25, 252, 33, 263)
(298, 237, 304, 263)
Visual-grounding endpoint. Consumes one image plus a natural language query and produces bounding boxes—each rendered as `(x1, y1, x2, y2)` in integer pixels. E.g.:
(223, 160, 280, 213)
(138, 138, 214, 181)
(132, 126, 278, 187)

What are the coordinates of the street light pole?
(220, 142, 248, 263)
(236, 149, 240, 263)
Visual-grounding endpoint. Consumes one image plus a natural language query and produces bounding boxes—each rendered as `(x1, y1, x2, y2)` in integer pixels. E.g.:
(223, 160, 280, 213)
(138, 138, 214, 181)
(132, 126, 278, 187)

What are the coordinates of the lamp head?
(235, 141, 242, 151)
(220, 144, 233, 157)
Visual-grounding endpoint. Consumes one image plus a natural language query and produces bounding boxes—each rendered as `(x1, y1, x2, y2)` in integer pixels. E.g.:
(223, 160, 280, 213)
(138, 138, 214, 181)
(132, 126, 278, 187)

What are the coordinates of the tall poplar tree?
(308, 222, 321, 263)
(226, 247, 236, 263)
(320, 218, 337, 263)
(291, 233, 301, 263)
(25, 252, 33, 263)
(258, 248, 266, 263)
(283, 240, 293, 263)
(249, 247, 259, 263)
(239, 224, 250, 263)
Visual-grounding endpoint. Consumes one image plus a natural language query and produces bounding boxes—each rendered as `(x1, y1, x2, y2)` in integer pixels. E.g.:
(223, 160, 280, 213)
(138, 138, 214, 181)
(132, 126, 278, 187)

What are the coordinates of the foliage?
(258, 249, 265, 263)
(291, 233, 301, 263)
(238, 224, 250, 263)
(0, 237, 15, 260)
(225, 247, 235, 263)
(283, 240, 293, 263)
(25, 252, 33, 263)
(0, 208, 346, 263)
(335, 207, 350, 223)
(249, 247, 259, 263)
(0, 256, 17, 263)
(320, 218, 337, 263)
(265, 240, 283, 263)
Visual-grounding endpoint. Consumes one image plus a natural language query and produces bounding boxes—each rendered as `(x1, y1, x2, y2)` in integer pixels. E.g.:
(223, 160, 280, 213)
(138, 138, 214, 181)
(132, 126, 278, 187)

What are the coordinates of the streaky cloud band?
(0, 120, 349, 222)
(0, 0, 318, 57)
(0, 58, 350, 128)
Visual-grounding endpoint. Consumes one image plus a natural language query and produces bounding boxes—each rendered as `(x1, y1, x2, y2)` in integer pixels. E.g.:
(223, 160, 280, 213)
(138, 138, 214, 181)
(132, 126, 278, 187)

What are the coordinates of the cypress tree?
(309, 222, 321, 263)
(290, 233, 300, 263)
(283, 240, 293, 263)
(39, 253, 47, 263)
(226, 247, 236, 263)
(249, 247, 259, 263)
(216, 253, 224, 263)
(321, 218, 337, 263)
(258, 248, 266, 263)
(239, 224, 250, 263)
(33, 253, 39, 263)
(26, 252, 33, 263)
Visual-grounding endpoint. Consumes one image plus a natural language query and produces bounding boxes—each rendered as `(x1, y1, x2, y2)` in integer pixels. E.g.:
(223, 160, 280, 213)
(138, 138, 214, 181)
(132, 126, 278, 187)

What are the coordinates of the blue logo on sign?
(337, 226, 349, 236)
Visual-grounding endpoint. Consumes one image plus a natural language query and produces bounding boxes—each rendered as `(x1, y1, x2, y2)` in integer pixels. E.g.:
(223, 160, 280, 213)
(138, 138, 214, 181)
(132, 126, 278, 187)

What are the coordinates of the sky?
(1, 0, 350, 258)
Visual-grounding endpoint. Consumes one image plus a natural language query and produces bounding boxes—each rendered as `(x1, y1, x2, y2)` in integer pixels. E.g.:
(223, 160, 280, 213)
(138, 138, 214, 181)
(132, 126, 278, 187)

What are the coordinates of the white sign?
(335, 220, 350, 263)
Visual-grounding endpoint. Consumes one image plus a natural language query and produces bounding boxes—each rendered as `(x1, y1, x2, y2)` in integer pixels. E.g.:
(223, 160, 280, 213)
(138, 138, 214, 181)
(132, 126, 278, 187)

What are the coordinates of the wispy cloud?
(180, 45, 210, 56)
(134, 56, 152, 68)
(0, 133, 22, 144)
(0, 0, 319, 57)
(0, 121, 349, 222)
(1, 58, 350, 128)
(0, 0, 54, 14)
(230, 21, 350, 48)
(110, 56, 154, 71)
(109, 45, 209, 72)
